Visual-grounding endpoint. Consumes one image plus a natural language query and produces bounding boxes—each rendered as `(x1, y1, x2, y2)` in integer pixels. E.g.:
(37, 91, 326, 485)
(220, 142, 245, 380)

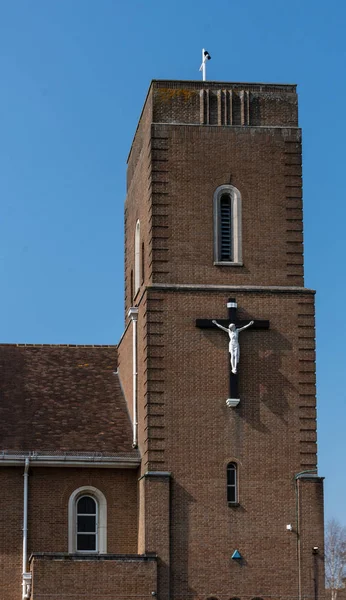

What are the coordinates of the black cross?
(196, 298, 269, 403)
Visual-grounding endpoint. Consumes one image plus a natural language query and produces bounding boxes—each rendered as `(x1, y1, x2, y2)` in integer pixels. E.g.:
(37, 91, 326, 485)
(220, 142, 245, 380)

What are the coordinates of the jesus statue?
(212, 320, 254, 374)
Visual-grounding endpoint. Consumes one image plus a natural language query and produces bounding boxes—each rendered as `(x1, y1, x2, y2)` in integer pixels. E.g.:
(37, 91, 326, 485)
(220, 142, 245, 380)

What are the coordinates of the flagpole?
(202, 48, 206, 81)
(199, 49, 211, 81)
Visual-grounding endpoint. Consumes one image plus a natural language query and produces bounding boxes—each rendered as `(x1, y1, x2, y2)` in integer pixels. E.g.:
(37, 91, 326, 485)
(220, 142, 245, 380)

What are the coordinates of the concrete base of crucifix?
(226, 398, 240, 408)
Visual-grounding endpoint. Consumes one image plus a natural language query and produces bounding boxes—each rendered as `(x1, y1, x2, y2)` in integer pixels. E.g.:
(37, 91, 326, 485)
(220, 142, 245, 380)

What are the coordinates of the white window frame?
(213, 184, 242, 265)
(68, 486, 107, 554)
(134, 219, 141, 295)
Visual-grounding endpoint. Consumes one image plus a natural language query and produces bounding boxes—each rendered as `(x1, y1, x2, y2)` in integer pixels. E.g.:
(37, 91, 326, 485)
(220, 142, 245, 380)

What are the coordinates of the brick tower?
(118, 81, 325, 600)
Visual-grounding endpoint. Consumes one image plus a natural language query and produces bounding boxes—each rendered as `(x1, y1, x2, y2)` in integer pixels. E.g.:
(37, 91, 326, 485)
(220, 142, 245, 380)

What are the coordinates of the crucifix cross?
(196, 298, 269, 407)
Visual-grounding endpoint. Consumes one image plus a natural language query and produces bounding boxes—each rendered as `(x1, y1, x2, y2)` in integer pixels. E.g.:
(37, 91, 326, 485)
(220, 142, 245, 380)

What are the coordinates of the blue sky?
(0, 0, 345, 525)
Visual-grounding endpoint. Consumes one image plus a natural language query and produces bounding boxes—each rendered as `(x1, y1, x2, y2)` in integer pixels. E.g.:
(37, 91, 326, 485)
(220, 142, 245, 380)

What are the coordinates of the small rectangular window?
(227, 463, 238, 504)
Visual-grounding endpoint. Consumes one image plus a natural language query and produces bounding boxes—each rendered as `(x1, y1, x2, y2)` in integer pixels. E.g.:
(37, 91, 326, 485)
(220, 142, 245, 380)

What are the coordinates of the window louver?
(220, 194, 232, 261)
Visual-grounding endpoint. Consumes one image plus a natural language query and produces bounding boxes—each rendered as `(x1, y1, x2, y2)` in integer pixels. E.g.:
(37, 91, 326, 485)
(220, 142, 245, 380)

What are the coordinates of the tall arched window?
(134, 220, 141, 294)
(141, 241, 145, 285)
(68, 486, 107, 554)
(76, 496, 97, 552)
(130, 269, 134, 301)
(227, 462, 238, 504)
(213, 185, 242, 265)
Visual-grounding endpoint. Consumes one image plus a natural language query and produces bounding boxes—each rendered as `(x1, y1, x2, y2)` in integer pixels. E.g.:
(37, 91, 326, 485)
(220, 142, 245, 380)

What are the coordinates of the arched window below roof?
(76, 495, 97, 552)
(68, 486, 107, 554)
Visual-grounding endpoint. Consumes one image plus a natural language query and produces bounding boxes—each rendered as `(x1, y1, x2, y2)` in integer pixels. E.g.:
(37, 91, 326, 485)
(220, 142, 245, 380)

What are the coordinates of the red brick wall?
(31, 555, 157, 600)
(147, 123, 303, 288)
(142, 474, 171, 600)
(125, 90, 153, 318)
(151, 81, 298, 127)
(136, 287, 320, 600)
(28, 468, 138, 554)
(299, 477, 325, 600)
(0, 467, 139, 600)
(0, 468, 23, 600)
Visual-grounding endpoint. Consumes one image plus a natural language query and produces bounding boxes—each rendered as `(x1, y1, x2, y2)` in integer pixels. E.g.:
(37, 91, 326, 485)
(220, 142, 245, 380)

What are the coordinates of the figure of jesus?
(212, 320, 254, 374)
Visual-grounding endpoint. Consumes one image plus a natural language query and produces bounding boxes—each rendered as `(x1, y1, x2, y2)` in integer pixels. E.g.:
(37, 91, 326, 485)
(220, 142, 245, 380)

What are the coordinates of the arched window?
(227, 462, 238, 504)
(76, 496, 97, 552)
(130, 269, 134, 301)
(68, 486, 107, 554)
(134, 220, 141, 294)
(141, 241, 145, 285)
(213, 185, 242, 265)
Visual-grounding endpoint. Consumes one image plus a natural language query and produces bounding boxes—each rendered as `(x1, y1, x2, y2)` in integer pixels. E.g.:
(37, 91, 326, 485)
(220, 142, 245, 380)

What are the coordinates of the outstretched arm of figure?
(237, 320, 254, 332)
(212, 320, 229, 333)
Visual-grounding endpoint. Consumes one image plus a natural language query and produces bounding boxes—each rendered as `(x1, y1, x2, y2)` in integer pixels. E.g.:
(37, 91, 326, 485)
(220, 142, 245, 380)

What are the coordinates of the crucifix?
(196, 298, 269, 407)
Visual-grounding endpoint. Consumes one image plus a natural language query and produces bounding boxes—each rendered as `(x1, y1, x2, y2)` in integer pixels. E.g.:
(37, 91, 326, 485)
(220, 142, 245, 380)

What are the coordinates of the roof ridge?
(0, 343, 117, 348)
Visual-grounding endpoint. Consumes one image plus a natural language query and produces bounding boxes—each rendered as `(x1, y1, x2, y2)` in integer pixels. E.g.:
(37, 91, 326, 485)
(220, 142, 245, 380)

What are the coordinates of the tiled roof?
(0, 345, 136, 456)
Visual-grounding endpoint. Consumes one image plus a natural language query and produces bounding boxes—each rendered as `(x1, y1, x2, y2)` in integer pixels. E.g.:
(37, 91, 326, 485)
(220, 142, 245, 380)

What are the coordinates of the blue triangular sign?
(231, 550, 242, 560)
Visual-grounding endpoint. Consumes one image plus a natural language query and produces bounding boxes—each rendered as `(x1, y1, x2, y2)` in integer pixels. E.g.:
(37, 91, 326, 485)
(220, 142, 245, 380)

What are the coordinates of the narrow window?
(227, 462, 238, 504)
(76, 495, 97, 552)
(68, 486, 107, 554)
(213, 185, 242, 265)
(130, 269, 134, 302)
(134, 220, 141, 294)
(141, 241, 145, 285)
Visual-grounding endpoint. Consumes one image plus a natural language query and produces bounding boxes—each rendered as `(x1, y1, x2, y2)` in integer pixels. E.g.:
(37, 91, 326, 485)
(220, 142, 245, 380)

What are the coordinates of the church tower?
(118, 81, 325, 600)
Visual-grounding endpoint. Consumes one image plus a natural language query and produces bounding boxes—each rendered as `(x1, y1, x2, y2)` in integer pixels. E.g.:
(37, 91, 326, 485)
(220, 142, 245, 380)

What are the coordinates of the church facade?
(0, 80, 324, 600)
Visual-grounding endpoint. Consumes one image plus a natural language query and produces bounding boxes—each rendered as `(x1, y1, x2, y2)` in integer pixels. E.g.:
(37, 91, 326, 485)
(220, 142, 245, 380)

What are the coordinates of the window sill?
(228, 502, 240, 507)
(214, 262, 243, 267)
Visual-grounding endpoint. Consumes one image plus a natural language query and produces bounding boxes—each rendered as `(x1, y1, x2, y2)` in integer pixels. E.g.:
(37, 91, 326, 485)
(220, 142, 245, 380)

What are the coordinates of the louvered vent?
(220, 194, 232, 261)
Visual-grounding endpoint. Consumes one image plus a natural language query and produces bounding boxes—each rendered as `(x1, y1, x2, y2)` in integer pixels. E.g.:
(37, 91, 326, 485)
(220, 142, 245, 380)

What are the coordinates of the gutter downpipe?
(22, 458, 31, 599)
(128, 307, 139, 448)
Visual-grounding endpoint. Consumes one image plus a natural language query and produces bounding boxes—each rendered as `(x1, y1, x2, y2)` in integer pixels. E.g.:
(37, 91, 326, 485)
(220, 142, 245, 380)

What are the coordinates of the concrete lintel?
(139, 471, 171, 481)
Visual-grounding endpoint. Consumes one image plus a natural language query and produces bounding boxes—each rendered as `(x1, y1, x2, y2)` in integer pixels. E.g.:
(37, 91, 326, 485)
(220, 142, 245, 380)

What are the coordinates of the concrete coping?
(29, 553, 157, 563)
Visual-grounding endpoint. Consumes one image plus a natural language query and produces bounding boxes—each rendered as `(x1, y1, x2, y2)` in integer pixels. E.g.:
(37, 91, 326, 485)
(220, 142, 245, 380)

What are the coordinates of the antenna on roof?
(199, 49, 211, 81)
